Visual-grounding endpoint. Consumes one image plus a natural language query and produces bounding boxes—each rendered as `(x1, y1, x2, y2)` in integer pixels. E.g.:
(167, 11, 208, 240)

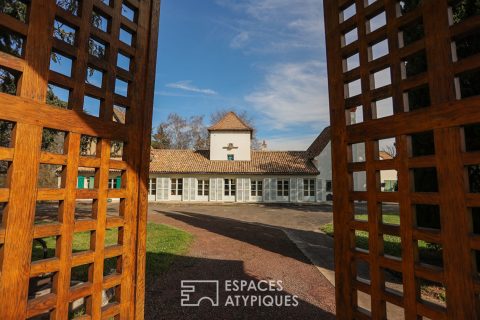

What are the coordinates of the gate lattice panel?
(324, 0, 480, 318)
(0, 0, 159, 318)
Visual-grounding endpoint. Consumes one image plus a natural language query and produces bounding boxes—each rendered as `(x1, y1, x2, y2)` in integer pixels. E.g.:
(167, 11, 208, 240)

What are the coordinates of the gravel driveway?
(145, 203, 336, 319)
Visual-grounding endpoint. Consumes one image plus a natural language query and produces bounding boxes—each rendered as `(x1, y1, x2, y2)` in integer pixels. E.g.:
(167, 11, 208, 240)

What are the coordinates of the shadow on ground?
(145, 253, 335, 319)
(155, 209, 335, 272)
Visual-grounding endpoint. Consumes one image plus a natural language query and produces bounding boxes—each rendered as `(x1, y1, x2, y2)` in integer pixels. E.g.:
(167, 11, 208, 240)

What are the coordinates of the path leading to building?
(148, 203, 337, 284)
(145, 203, 336, 319)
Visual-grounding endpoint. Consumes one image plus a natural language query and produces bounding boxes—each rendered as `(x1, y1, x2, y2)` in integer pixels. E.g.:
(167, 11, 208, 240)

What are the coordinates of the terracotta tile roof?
(149, 149, 319, 175)
(379, 151, 394, 160)
(208, 112, 253, 132)
(113, 106, 126, 123)
(306, 126, 331, 159)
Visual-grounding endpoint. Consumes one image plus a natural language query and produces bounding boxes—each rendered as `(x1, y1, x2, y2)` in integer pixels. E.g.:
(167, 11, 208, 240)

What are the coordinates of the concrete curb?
(282, 229, 335, 287)
(284, 229, 405, 319)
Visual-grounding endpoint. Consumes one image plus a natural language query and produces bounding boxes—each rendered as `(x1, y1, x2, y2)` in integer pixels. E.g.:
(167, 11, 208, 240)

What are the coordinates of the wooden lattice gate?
(324, 0, 480, 319)
(0, 0, 160, 318)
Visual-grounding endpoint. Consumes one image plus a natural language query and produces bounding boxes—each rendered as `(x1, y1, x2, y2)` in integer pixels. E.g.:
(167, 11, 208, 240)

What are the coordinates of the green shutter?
(88, 177, 95, 189)
(77, 176, 85, 189)
(116, 176, 121, 189)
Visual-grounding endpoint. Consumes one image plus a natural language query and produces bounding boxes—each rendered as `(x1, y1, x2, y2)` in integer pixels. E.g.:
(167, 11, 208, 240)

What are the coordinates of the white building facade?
(146, 174, 327, 203)
(145, 113, 333, 203)
(77, 113, 335, 203)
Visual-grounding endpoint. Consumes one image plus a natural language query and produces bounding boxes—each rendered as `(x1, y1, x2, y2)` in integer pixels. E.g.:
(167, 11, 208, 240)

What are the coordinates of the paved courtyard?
(145, 203, 336, 319)
(148, 202, 334, 231)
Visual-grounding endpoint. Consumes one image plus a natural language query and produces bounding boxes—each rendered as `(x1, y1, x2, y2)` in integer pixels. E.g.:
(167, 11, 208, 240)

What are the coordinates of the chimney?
(261, 140, 268, 151)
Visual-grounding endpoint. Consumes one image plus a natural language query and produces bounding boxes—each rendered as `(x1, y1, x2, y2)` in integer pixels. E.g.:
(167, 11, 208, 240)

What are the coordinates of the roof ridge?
(229, 112, 252, 131)
(306, 126, 331, 159)
(148, 148, 319, 175)
(208, 111, 253, 132)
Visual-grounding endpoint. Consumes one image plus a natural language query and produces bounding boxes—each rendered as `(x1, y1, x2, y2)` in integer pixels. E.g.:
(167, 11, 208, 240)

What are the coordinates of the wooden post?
(324, 0, 480, 318)
(0, 0, 161, 317)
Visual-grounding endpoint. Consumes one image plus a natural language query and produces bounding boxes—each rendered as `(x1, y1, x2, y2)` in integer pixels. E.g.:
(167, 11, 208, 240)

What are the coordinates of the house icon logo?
(181, 280, 220, 307)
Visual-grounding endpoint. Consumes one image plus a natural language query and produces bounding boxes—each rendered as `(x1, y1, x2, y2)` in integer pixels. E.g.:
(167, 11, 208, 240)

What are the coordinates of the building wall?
(351, 165, 397, 192)
(209, 131, 251, 161)
(76, 172, 122, 201)
(312, 142, 398, 194)
(380, 169, 398, 192)
(148, 174, 326, 203)
(314, 141, 333, 201)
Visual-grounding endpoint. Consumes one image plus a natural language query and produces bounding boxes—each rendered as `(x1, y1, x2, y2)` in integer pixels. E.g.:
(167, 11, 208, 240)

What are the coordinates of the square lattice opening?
(35, 200, 61, 225)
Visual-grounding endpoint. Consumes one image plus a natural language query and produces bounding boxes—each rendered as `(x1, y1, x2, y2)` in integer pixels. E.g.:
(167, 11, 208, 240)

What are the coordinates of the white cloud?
(216, 0, 324, 53)
(245, 61, 330, 130)
(166, 81, 218, 95)
(266, 134, 318, 151)
(230, 31, 250, 48)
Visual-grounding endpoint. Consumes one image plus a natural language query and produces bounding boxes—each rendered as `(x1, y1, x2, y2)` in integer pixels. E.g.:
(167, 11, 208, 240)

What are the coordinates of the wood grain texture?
(0, 0, 160, 317)
(18, 0, 56, 102)
(134, 0, 162, 318)
(0, 124, 42, 319)
(52, 133, 81, 320)
(89, 139, 111, 319)
(324, 0, 480, 318)
(324, 0, 355, 318)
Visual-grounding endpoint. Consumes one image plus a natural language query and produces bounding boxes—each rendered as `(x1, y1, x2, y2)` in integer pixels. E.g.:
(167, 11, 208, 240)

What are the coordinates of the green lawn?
(32, 223, 193, 280)
(320, 213, 441, 263)
(320, 213, 446, 303)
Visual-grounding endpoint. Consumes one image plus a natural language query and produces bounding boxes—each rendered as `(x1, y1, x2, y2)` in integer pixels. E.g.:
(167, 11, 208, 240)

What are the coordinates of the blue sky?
(153, 0, 330, 150)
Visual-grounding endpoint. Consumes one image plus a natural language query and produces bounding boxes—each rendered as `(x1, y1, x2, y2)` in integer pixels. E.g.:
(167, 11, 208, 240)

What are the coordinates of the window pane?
(326, 181, 332, 192)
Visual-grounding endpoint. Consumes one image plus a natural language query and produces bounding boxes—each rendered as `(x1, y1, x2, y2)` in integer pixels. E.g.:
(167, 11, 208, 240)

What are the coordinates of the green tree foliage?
(55, 0, 78, 16)
(0, 121, 13, 148)
(46, 85, 68, 109)
(0, 0, 27, 22)
(451, 0, 480, 23)
(0, 68, 18, 95)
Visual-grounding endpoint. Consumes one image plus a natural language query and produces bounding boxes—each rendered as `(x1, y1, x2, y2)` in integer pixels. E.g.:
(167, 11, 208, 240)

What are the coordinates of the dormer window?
(227, 154, 234, 161)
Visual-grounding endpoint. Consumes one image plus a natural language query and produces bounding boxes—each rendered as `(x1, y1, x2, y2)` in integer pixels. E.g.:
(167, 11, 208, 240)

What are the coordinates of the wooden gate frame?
(324, 0, 480, 318)
(0, 0, 160, 318)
